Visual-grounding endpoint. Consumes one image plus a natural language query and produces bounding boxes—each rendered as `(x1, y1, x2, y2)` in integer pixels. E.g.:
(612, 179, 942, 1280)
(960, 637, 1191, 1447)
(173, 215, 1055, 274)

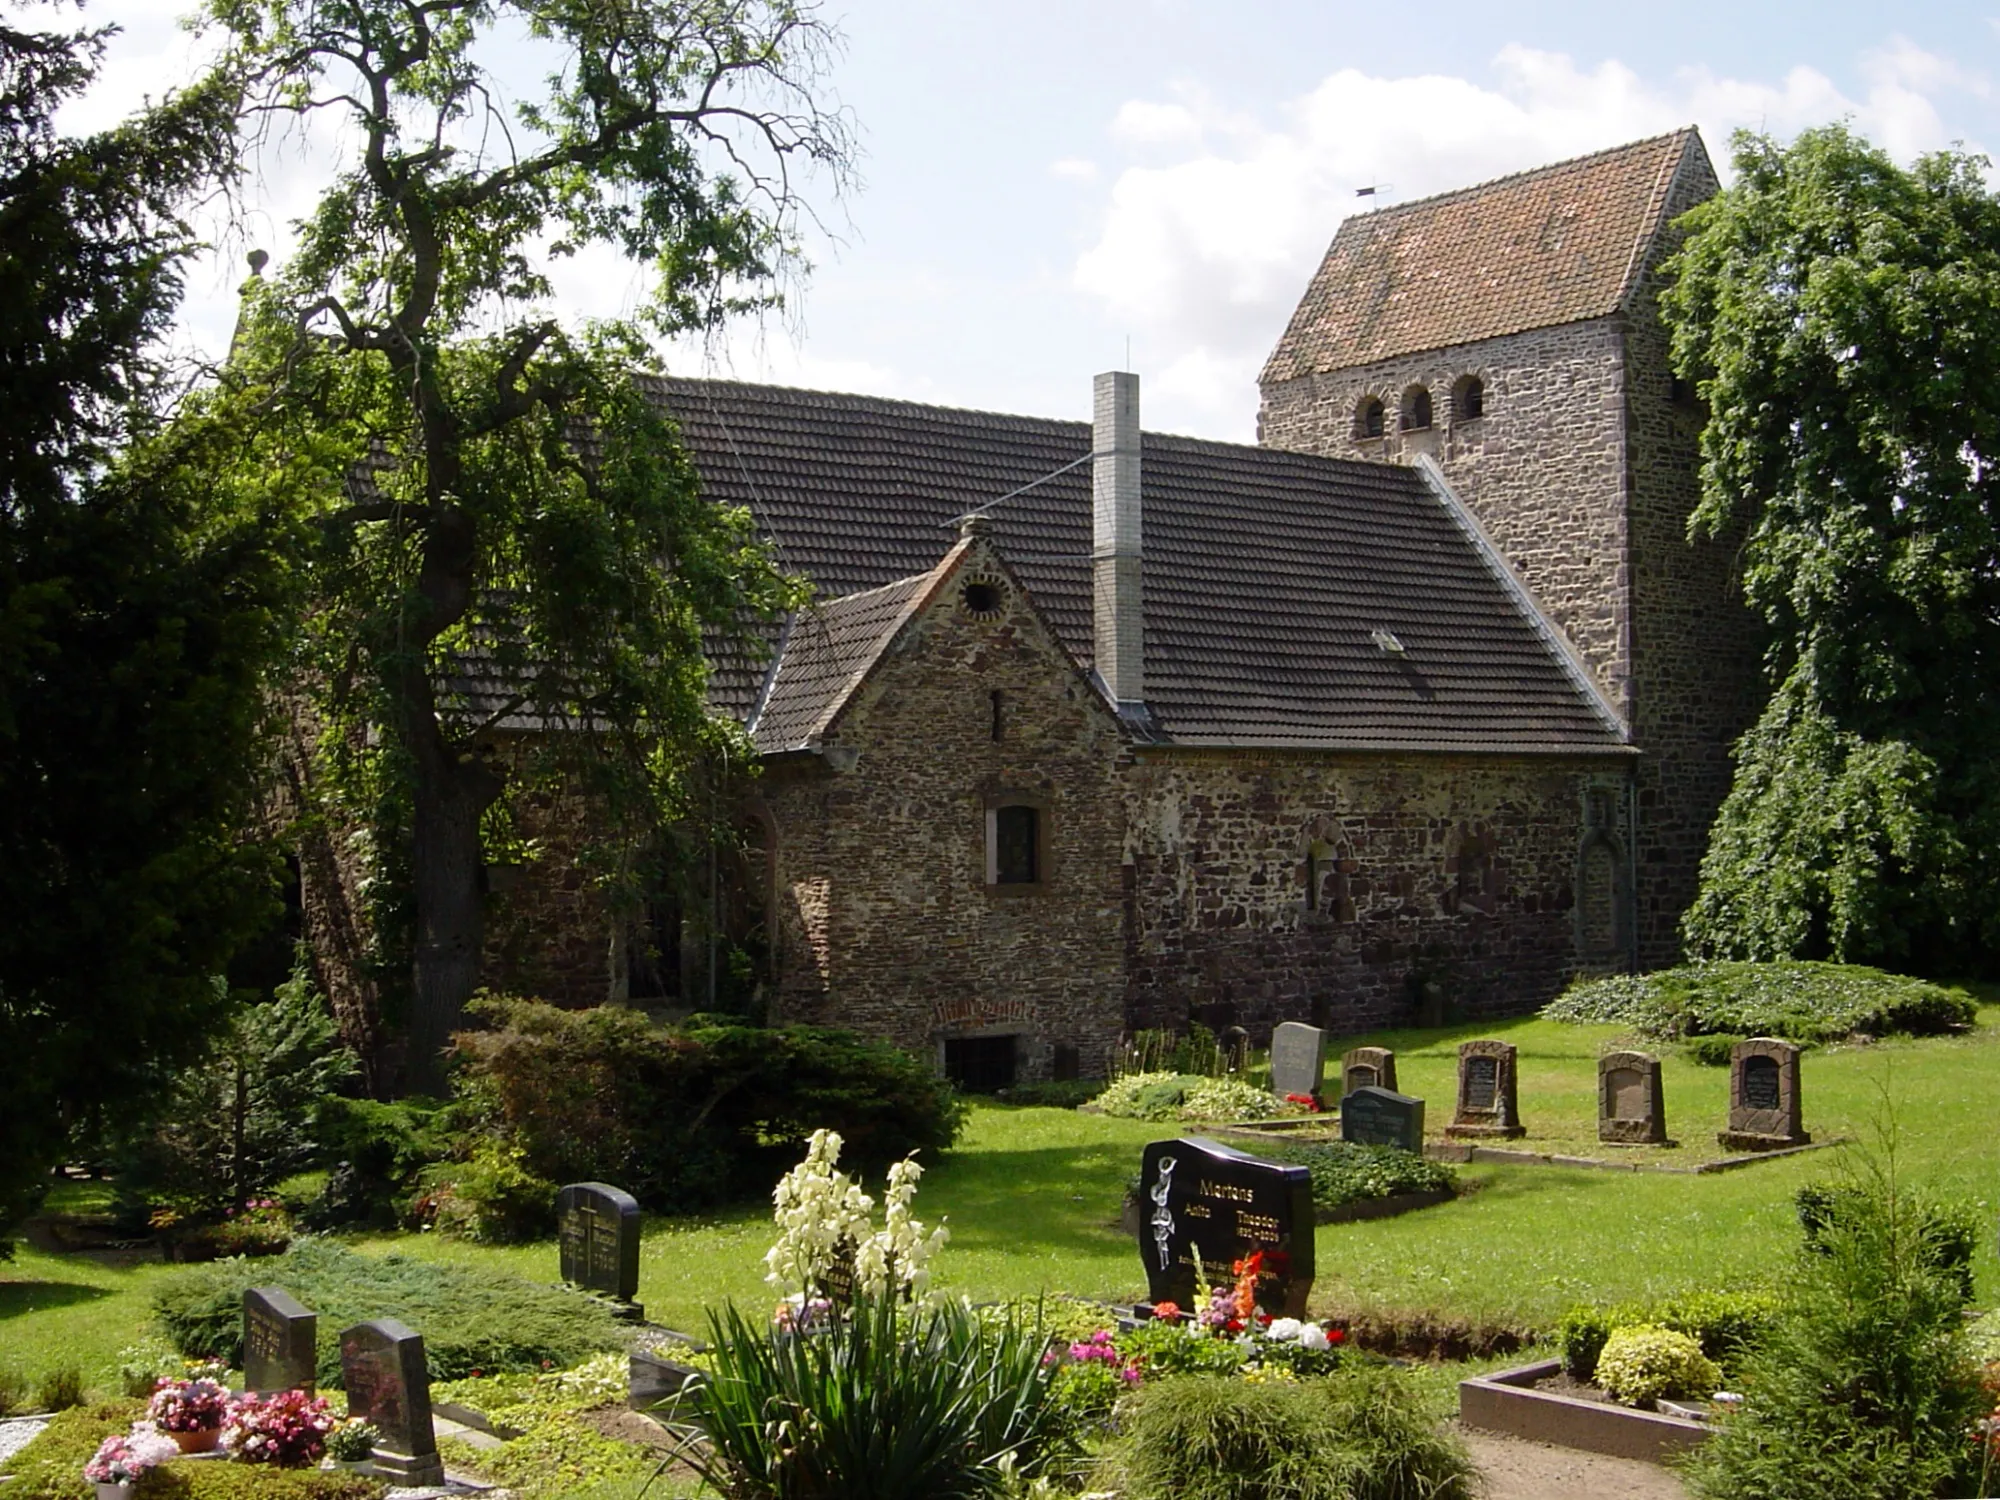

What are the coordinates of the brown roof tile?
(1262, 129, 1709, 383)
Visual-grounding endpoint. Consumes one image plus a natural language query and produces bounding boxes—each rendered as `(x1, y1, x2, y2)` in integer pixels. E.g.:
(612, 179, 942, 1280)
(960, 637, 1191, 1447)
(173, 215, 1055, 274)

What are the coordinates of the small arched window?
(1401, 386, 1433, 431)
(1454, 375, 1484, 421)
(1357, 397, 1385, 440)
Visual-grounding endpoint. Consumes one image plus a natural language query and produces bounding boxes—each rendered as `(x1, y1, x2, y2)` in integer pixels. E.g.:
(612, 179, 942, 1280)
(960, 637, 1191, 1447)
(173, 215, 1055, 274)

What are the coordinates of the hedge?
(1541, 962, 1975, 1043)
(151, 1239, 626, 1386)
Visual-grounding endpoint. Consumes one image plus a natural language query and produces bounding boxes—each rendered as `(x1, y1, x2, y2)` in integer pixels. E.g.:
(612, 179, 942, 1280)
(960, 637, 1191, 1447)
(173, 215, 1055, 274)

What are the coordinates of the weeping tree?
(205, 0, 842, 1086)
(1664, 126, 2000, 974)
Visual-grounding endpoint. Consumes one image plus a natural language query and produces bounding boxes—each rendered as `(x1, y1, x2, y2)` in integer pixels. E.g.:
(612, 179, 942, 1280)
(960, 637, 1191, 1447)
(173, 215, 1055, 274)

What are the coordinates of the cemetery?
(0, 971, 1996, 1498)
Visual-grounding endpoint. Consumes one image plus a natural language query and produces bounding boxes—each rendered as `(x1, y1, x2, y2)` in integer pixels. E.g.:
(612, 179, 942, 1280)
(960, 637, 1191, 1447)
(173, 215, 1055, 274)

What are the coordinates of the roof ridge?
(1335, 127, 1695, 228)
(649, 372, 1092, 433)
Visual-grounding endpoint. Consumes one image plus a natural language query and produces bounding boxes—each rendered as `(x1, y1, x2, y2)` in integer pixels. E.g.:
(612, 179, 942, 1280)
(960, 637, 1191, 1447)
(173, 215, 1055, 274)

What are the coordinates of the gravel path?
(0, 1416, 51, 1467)
(1459, 1426, 1692, 1499)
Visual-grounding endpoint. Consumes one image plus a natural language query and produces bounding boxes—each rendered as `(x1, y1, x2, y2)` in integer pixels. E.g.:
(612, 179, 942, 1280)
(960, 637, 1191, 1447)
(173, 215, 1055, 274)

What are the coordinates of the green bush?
(676, 1292, 1079, 1499)
(994, 1079, 1107, 1108)
(1097, 1072, 1298, 1123)
(1796, 1183, 1977, 1302)
(0, 1363, 28, 1416)
(151, 1239, 626, 1385)
(1255, 1141, 1456, 1212)
(1117, 1368, 1475, 1500)
(1552, 1289, 1779, 1380)
(1542, 961, 1976, 1043)
(1681, 1033, 1747, 1067)
(1594, 1325, 1719, 1406)
(447, 997, 966, 1212)
(1551, 1304, 1614, 1380)
(420, 1140, 558, 1244)
(1681, 1167, 1988, 1500)
(306, 1095, 445, 1229)
(34, 1365, 84, 1411)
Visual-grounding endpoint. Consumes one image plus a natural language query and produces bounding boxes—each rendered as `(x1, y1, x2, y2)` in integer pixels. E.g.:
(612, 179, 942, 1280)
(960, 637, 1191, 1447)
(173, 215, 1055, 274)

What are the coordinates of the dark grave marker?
(557, 1182, 643, 1317)
(242, 1286, 316, 1395)
(1138, 1137, 1314, 1317)
(1718, 1038, 1808, 1151)
(1597, 1051, 1667, 1145)
(1268, 1021, 1326, 1102)
(1447, 1039, 1524, 1139)
(339, 1318, 442, 1487)
(1340, 1046, 1397, 1099)
(1339, 1085, 1425, 1153)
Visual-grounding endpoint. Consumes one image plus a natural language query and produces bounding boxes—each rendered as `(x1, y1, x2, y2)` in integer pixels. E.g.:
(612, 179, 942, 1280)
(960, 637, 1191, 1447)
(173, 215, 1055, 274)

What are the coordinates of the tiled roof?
(1262, 130, 1707, 384)
(656, 377, 1627, 754)
(748, 571, 931, 753)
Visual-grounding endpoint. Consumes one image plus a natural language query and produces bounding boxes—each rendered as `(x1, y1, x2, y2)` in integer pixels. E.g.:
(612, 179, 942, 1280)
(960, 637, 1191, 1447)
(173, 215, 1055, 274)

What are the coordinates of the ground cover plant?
(1249, 1141, 1457, 1212)
(1543, 961, 1976, 1043)
(150, 1238, 626, 1384)
(1095, 1072, 1301, 1122)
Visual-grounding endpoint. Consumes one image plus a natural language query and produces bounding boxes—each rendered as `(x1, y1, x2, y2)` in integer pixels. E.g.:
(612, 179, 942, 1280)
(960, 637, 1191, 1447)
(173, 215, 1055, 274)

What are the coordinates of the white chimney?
(1092, 371, 1143, 706)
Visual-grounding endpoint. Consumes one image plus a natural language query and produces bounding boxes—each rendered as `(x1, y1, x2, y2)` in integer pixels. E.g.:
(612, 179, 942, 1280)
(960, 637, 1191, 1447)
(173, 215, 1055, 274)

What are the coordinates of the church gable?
(1261, 129, 1710, 385)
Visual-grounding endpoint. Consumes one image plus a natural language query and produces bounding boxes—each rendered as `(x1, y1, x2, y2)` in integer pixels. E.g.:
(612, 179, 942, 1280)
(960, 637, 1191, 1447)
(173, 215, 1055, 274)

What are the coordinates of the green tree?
(205, 0, 840, 1088)
(1664, 126, 2000, 972)
(0, 22, 290, 1251)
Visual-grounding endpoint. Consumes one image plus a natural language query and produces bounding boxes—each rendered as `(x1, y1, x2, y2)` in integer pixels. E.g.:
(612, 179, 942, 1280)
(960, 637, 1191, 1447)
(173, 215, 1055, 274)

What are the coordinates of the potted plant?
(83, 1428, 178, 1499)
(323, 1417, 379, 1472)
(147, 1375, 231, 1453)
(228, 1389, 337, 1467)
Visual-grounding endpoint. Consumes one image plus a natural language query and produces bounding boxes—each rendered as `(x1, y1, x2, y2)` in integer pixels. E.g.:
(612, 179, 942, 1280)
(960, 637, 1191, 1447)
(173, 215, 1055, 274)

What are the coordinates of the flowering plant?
(325, 1417, 380, 1463)
(1250, 1316, 1345, 1376)
(147, 1376, 231, 1432)
(84, 1429, 179, 1484)
(1284, 1092, 1322, 1113)
(227, 1389, 338, 1466)
(763, 1129, 949, 1306)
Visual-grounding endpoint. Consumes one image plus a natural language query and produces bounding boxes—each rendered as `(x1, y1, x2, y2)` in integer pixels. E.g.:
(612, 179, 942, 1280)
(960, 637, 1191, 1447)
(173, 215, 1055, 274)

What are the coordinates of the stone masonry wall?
(758, 540, 1130, 1080)
(1120, 750, 1630, 1037)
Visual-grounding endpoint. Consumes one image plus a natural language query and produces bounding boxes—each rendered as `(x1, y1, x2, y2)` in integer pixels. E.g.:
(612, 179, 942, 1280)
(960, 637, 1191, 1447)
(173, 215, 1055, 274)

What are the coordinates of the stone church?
(489, 127, 1761, 1088)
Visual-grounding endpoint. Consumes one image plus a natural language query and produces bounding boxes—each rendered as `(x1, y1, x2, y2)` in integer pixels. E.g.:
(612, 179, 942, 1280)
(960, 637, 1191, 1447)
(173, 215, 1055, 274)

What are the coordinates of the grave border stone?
(1137, 1136, 1315, 1317)
(241, 1286, 317, 1396)
(1339, 1084, 1425, 1153)
(1596, 1051, 1667, 1146)
(1446, 1039, 1525, 1139)
(338, 1317, 443, 1487)
(1718, 1037, 1808, 1151)
(1340, 1046, 1398, 1099)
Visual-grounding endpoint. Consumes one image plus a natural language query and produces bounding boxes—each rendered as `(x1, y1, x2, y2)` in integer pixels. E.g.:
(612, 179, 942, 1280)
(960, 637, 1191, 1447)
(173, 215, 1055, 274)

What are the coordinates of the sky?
(46, 0, 2000, 441)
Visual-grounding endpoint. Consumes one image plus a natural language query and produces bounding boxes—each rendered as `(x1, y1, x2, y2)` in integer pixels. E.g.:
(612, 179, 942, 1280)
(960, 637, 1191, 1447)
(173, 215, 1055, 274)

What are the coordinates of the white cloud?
(1049, 157, 1099, 182)
(1073, 43, 1986, 440)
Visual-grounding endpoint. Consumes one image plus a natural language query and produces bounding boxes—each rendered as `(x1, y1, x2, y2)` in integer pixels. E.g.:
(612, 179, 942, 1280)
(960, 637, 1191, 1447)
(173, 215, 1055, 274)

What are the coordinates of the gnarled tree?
(208, 0, 841, 1086)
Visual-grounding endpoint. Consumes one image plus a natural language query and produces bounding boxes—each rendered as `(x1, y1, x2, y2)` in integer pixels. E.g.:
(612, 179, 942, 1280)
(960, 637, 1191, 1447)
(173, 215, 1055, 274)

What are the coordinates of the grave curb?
(1313, 1188, 1455, 1224)
(1457, 1359, 1708, 1464)
(1425, 1137, 1847, 1173)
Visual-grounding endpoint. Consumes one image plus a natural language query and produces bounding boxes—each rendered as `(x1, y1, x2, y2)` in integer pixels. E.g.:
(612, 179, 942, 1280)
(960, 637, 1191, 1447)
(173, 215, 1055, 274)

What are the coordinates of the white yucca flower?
(762, 1127, 947, 1302)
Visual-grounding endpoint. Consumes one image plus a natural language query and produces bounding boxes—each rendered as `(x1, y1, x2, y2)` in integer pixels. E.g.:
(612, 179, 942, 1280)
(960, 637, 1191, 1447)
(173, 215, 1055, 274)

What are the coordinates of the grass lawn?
(6, 1002, 1997, 1395)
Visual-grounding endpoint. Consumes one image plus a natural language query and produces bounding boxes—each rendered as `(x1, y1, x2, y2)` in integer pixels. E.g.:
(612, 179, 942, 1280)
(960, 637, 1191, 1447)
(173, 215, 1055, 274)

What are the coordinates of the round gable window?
(961, 577, 1005, 618)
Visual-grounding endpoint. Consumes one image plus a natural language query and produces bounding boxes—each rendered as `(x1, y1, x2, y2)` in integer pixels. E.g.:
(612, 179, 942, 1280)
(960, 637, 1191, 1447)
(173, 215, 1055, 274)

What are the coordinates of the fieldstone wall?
(758, 538, 1130, 1080)
(1119, 751, 1630, 1036)
(478, 743, 617, 1008)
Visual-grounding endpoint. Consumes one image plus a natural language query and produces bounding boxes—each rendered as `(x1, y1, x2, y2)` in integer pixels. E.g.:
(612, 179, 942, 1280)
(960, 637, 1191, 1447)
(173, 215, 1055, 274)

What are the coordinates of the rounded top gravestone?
(1137, 1137, 1315, 1318)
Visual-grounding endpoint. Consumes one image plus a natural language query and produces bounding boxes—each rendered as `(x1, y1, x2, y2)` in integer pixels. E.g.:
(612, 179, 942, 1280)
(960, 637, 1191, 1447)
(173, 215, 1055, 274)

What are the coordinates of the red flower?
(1328, 1328, 1346, 1344)
(1150, 1301, 1182, 1322)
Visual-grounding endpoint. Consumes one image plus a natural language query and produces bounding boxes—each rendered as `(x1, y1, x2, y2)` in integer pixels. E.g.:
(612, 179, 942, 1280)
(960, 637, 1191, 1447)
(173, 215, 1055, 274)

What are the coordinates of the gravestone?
(1137, 1137, 1314, 1317)
(1340, 1046, 1398, 1099)
(339, 1318, 442, 1486)
(1339, 1085, 1425, 1153)
(1446, 1039, 1525, 1139)
(557, 1181, 643, 1317)
(1268, 1022, 1326, 1102)
(1718, 1038, 1809, 1151)
(1597, 1051, 1667, 1145)
(242, 1286, 316, 1395)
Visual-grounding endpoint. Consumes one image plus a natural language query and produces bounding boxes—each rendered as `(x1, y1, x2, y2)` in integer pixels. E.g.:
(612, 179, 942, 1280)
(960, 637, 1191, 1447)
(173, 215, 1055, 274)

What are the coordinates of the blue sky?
(56, 0, 2000, 440)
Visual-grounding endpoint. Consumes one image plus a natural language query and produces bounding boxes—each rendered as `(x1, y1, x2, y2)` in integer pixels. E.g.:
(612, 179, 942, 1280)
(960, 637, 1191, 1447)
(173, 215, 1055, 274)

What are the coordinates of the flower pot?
(95, 1484, 134, 1500)
(171, 1426, 223, 1454)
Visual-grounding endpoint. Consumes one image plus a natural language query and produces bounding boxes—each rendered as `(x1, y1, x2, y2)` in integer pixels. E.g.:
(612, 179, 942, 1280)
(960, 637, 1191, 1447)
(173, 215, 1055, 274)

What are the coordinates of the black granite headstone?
(242, 1286, 316, 1395)
(339, 1318, 442, 1486)
(1137, 1137, 1314, 1317)
(1463, 1055, 1498, 1110)
(1339, 1086, 1426, 1153)
(557, 1182, 642, 1311)
(1741, 1055, 1780, 1111)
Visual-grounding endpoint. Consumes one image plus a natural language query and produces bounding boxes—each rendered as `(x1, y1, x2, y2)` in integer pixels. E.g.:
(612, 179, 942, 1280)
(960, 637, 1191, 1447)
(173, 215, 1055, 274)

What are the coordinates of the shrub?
(1542, 961, 1976, 1043)
(447, 997, 966, 1211)
(676, 1292, 1079, 1499)
(1681, 1033, 1746, 1067)
(35, 1365, 84, 1412)
(1117, 1367, 1475, 1500)
(1594, 1325, 1719, 1406)
(1255, 1141, 1456, 1212)
(1681, 1165, 1988, 1500)
(1097, 1072, 1300, 1123)
(1551, 1304, 1613, 1380)
(1796, 1183, 1977, 1302)
(306, 1096, 445, 1229)
(994, 1079, 1106, 1108)
(152, 1239, 625, 1385)
(1553, 1290, 1779, 1381)
(419, 1141, 557, 1244)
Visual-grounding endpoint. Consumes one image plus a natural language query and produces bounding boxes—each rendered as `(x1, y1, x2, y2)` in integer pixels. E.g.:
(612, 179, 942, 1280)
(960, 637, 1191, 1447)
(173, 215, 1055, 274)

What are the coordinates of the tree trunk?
(404, 747, 501, 1094)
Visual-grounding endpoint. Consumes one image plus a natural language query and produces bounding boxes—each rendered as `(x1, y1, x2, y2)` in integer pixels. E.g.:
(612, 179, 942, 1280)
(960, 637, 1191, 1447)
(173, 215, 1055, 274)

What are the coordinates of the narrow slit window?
(994, 804, 1038, 884)
(990, 689, 1003, 742)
